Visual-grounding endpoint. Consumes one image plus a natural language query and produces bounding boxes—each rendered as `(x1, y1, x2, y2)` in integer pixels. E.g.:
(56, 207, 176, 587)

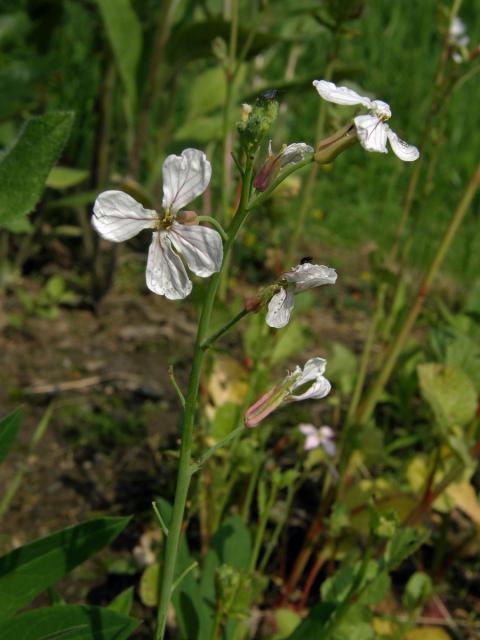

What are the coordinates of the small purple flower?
(299, 424, 336, 457)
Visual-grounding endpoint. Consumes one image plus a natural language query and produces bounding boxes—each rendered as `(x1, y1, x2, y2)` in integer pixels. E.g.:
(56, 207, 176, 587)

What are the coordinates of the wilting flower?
(92, 149, 223, 300)
(253, 141, 314, 191)
(313, 80, 419, 161)
(266, 262, 337, 329)
(299, 424, 336, 456)
(245, 357, 331, 427)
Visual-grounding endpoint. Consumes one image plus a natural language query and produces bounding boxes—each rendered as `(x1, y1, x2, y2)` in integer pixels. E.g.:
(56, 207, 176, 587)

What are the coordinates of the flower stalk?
(154, 159, 254, 640)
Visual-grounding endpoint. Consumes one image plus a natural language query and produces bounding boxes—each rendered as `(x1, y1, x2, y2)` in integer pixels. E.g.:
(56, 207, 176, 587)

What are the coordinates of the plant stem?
(344, 284, 386, 429)
(201, 307, 250, 350)
(249, 480, 278, 572)
(358, 163, 480, 425)
(154, 161, 254, 640)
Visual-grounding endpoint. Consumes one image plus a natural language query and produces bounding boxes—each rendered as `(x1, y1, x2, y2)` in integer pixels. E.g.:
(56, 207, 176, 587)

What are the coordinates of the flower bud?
(175, 210, 198, 225)
(314, 123, 358, 164)
(237, 92, 279, 155)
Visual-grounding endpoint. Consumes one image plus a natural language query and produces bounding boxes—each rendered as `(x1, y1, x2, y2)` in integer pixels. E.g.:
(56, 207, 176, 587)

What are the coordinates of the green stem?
(258, 475, 298, 573)
(154, 160, 254, 640)
(191, 425, 245, 473)
(201, 307, 250, 350)
(344, 284, 386, 430)
(247, 155, 314, 211)
(358, 163, 480, 426)
(196, 216, 229, 241)
(249, 481, 278, 572)
(168, 365, 185, 408)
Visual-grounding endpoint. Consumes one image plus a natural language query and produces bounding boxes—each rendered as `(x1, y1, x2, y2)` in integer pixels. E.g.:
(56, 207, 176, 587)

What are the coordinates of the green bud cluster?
(237, 95, 279, 155)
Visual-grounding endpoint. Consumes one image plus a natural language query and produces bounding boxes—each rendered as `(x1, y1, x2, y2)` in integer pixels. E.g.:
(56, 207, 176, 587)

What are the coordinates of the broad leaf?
(96, 0, 142, 123)
(46, 166, 89, 189)
(0, 112, 74, 231)
(0, 605, 139, 639)
(417, 363, 477, 431)
(0, 516, 130, 618)
(0, 409, 21, 464)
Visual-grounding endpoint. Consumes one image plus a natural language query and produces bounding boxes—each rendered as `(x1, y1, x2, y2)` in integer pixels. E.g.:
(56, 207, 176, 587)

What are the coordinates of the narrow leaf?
(0, 409, 21, 464)
(96, 0, 142, 122)
(108, 586, 134, 615)
(0, 516, 130, 618)
(0, 604, 139, 639)
(0, 112, 74, 230)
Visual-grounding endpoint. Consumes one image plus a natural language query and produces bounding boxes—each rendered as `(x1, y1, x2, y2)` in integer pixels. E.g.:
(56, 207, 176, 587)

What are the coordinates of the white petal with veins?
(313, 80, 373, 109)
(266, 287, 295, 328)
(168, 222, 223, 277)
(279, 143, 314, 167)
(289, 357, 331, 402)
(92, 190, 156, 242)
(386, 128, 420, 161)
(284, 263, 337, 292)
(146, 232, 192, 299)
(162, 148, 212, 213)
(354, 115, 388, 153)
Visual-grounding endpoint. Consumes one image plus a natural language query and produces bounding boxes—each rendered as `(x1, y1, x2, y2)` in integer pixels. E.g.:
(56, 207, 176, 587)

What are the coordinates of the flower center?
(155, 208, 174, 231)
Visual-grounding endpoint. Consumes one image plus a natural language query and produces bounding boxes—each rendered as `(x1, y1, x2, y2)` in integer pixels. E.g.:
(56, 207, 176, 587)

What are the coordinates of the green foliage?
(46, 166, 89, 189)
(417, 363, 477, 431)
(0, 112, 74, 232)
(237, 94, 279, 154)
(14, 275, 77, 321)
(0, 517, 130, 618)
(0, 409, 21, 465)
(108, 586, 135, 615)
(0, 605, 139, 639)
(403, 571, 433, 612)
(96, 0, 142, 124)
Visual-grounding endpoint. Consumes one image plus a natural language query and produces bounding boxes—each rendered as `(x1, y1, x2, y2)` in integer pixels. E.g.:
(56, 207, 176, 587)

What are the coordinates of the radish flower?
(299, 424, 336, 456)
(313, 80, 419, 161)
(92, 149, 222, 300)
(245, 357, 331, 427)
(266, 262, 337, 329)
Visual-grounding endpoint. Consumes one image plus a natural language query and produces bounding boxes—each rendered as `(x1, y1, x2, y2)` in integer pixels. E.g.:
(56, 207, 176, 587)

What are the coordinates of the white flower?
(266, 262, 337, 329)
(299, 424, 336, 456)
(245, 357, 331, 427)
(313, 80, 420, 162)
(92, 149, 223, 300)
(449, 17, 469, 48)
(286, 357, 332, 403)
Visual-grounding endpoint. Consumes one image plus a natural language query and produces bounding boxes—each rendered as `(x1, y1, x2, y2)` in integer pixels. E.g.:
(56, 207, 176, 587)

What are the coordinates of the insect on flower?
(313, 80, 420, 161)
(91, 149, 223, 300)
(266, 261, 337, 329)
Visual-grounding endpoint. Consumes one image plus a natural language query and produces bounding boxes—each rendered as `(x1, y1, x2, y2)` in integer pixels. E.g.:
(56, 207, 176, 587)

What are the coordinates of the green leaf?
(0, 112, 74, 231)
(383, 527, 420, 570)
(0, 409, 21, 465)
(417, 363, 477, 430)
(139, 563, 159, 608)
(211, 402, 239, 440)
(0, 605, 139, 639)
(403, 571, 433, 611)
(46, 166, 89, 189)
(96, 0, 142, 123)
(270, 322, 309, 365)
(0, 516, 130, 618)
(286, 603, 336, 639)
(108, 586, 134, 615)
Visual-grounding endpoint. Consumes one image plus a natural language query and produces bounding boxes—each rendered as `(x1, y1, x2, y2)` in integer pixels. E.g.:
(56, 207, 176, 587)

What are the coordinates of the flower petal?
(168, 222, 223, 277)
(146, 232, 192, 299)
(354, 115, 388, 153)
(162, 148, 212, 213)
(284, 263, 337, 292)
(304, 435, 321, 451)
(92, 190, 156, 242)
(299, 423, 317, 437)
(386, 128, 420, 161)
(313, 80, 373, 108)
(289, 357, 331, 402)
(279, 143, 314, 167)
(266, 287, 295, 329)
